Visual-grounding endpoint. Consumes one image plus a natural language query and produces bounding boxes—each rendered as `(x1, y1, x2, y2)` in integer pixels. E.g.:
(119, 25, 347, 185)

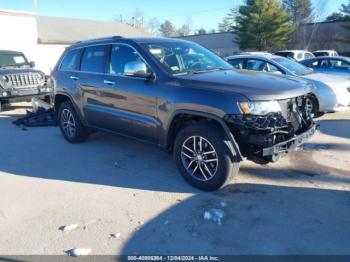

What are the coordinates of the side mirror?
(30, 61, 35, 68)
(124, 61, 153, 79)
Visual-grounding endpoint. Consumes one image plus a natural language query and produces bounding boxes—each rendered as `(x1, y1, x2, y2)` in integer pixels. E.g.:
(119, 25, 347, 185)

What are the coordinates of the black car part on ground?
(225, 94, 316, 164)
(13, 107, 57, 127)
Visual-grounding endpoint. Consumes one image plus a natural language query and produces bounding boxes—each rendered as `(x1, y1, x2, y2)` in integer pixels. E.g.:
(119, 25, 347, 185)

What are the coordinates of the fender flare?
(166, 109, 243, 161)
(54, 92, 88, 126)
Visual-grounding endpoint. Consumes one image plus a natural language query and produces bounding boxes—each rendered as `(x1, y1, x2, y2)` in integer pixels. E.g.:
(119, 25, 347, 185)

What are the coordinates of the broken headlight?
(239, 101, 281, 115)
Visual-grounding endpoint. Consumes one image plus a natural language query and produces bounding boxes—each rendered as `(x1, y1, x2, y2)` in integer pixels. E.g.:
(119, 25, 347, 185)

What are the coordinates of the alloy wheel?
(61, 108, 76, 139)
(181, 136, 219, 181)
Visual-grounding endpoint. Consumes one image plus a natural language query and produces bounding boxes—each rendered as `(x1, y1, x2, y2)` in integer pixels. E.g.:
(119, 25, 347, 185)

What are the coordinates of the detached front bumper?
(262, 123, 318, 161)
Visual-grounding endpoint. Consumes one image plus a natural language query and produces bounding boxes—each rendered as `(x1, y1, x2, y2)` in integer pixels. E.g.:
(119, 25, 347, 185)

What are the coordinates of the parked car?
(313, 50, 339, 57)
(275, 50, 314, 61)
(0, 50, 51, 111)
(300, 56, 350, 79)
(226, 54, 350, 115)
(52, 36, 317, 191)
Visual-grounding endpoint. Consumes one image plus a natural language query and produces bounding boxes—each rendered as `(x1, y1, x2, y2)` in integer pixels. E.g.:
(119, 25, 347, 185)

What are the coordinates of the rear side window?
(60, 49, 81, 71)
(228, 59, 244, 69)
(81, 45, 108, 73)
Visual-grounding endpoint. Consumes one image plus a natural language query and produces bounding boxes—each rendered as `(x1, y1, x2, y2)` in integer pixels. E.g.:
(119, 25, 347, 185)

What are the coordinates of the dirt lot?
(0, 103, 349, 255)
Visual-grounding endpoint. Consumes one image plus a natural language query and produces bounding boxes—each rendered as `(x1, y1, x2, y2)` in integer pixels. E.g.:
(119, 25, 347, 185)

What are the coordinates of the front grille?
(7, 73, 44, 88)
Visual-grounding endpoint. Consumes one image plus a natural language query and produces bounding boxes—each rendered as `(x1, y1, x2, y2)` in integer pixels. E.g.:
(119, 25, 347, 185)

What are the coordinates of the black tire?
(174, 122, 240, 191)
(58, 101, 89, 143)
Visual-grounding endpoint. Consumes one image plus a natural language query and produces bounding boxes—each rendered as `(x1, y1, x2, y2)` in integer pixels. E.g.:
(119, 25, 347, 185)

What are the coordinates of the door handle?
(70, 76, 79, 80)
(103, 80, 115, 85)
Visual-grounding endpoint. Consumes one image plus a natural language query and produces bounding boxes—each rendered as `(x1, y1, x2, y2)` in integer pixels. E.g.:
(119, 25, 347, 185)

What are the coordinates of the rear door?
(78, 45, 110, 126)
(53, 48, 83, 100)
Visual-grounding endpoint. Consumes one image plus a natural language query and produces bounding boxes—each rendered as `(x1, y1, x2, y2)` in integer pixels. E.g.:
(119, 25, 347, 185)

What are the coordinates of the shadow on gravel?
(317, 119, 350, 139)
(121, 183, 350, 255)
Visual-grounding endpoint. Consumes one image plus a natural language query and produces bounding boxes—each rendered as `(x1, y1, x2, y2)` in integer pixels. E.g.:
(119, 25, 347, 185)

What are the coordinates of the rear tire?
(174, 122, 240, 191)
(58, 101, 89, 143)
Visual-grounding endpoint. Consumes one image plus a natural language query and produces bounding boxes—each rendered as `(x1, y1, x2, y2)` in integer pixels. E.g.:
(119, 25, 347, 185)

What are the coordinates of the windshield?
(0, 53, 30, 68)
(142, 41, 232, 75)
(272, 57, 313, 76)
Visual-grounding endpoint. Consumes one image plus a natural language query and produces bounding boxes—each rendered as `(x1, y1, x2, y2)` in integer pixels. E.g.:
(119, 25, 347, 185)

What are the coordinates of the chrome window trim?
(58, 42, 157, 81)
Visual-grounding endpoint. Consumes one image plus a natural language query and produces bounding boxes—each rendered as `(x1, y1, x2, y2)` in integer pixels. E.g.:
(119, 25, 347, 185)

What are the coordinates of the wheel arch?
(54, 92, 87, 125)
(165, 110, 243, 161)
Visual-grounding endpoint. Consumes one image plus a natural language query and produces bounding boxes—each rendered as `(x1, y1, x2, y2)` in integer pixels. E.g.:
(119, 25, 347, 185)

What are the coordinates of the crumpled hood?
(178, 69, 312, 101)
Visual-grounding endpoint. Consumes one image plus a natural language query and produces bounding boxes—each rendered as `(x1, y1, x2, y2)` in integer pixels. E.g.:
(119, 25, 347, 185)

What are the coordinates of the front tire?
(174, 122, 240, 191)
(58, 101, 89, 143)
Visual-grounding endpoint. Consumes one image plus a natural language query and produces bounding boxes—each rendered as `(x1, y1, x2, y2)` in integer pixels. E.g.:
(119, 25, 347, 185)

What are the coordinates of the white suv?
(274, 50, 314, 61)
(313, 50, 339, 57)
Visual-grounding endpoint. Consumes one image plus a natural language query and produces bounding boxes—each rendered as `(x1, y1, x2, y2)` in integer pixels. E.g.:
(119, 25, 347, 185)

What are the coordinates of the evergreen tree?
(218, 8, 237, 32)
(325, 12, 349, 22)
(234, 0, 294, 51)
(283, 0, 314, 25)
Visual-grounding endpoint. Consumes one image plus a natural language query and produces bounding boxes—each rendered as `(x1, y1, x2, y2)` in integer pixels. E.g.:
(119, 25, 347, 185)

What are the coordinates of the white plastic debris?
(110, 233, 121, 239)
(59, 224, 78, 232)
(203, 209, 225, 225)
(220, 202, 228, 207)
(66, 248, 91, 257)
(203, 211, 212, 220)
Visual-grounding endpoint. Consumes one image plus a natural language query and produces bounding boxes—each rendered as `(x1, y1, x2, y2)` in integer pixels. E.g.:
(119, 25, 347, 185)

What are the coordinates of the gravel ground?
(0, 103, 349, 256)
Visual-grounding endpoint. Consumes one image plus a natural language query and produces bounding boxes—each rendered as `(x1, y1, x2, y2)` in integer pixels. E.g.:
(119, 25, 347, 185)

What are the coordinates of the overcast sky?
(0, 0, 348, 31)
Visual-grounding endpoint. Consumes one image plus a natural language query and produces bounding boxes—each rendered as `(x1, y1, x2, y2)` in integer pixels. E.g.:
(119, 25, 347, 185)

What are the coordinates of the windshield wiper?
(174, 67, 231, 76)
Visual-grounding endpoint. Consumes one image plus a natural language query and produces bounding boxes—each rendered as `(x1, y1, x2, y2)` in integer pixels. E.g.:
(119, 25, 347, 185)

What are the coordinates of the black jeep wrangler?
(52, 37, 317, 191)
(0, 50, 52, 111)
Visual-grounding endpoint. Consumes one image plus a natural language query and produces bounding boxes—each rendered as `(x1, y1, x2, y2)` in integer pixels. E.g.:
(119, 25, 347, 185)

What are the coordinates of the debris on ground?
(220, 201, 228, 207)
(13, 107, 57, 127)
(110, 233, 121, 239)
(66, 248, 91, 257)
(203, 209, 225, 225)
(12, 98, 57, 127)
(59, 224, 79, 232)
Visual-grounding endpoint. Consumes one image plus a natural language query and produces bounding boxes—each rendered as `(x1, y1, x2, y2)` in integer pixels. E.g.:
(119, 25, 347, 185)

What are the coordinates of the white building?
(0, 9, 150, 74)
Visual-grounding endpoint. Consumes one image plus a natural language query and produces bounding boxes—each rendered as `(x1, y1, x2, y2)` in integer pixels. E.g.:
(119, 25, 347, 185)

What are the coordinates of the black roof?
(68, 36, 191, 49)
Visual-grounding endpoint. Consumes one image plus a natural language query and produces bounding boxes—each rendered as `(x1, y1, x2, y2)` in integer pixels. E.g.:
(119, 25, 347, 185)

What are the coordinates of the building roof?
(36, 16, 151, 45)
(0, 50, 23, 54)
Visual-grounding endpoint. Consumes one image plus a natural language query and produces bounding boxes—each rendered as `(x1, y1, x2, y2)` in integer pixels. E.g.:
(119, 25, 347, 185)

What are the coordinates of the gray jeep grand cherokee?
(52, 36, 317, 191)
(0, 50, 51, 111)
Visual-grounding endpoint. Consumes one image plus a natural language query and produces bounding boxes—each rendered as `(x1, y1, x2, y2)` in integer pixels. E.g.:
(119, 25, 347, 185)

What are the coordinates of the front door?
(91, 43, 159, 143)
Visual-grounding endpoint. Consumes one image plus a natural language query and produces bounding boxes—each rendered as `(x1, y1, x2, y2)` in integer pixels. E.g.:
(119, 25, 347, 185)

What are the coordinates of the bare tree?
(177, 17, 194, 36)
(147, 17, 161, 35)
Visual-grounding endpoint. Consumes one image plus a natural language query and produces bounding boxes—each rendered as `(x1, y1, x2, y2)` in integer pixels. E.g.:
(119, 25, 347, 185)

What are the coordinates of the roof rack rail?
(76, 36, 123, 44)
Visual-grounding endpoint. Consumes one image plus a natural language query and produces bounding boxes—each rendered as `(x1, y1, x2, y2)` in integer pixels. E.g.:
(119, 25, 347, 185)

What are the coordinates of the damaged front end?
(225, 94, 318, 164)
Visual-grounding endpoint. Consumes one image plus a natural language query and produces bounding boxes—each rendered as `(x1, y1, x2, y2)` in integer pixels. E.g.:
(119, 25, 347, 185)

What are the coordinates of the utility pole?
(33, 0, 38, 12)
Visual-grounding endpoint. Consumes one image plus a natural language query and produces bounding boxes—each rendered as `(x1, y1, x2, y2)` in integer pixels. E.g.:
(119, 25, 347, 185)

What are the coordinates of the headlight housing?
(239, 101, 281, 115)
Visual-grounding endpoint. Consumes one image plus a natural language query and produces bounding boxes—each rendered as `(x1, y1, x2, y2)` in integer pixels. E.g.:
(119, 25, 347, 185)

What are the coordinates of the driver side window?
(109, 44, 144, 75)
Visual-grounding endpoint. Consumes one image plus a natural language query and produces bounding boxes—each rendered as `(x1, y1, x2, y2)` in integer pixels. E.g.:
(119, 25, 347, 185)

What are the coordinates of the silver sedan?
(226, 54, 350, 115)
